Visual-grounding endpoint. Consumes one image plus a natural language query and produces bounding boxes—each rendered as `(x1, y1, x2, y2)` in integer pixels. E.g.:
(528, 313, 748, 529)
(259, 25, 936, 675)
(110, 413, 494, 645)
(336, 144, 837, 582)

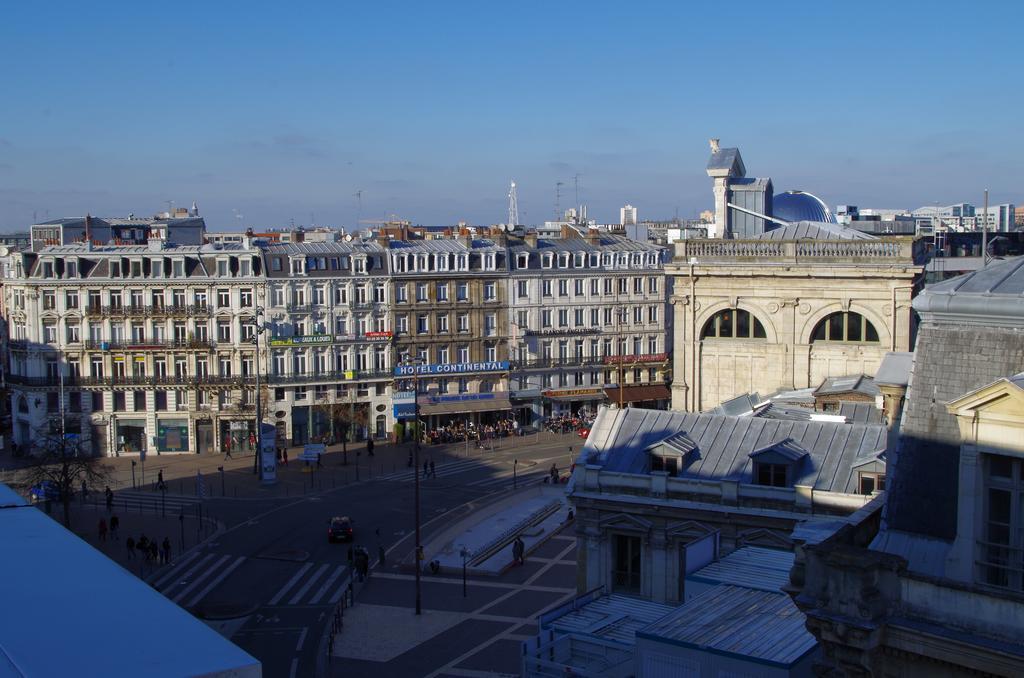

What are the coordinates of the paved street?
(19, 431, 580, 677)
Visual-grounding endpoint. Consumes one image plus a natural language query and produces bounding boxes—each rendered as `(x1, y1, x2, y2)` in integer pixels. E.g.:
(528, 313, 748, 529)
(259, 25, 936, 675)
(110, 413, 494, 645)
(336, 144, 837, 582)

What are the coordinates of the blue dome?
(772, 191, 835, 223)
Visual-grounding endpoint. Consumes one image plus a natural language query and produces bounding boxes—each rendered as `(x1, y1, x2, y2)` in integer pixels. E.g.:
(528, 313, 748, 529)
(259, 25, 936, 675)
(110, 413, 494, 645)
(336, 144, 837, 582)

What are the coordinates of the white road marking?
(172, 554, 230, 603)
(159, 552, 216, 592)
(268, 562, 313, 606)
(295, 627, 308, 651)
(288, 658, 299, 678)
(184, 556, 246, 607)
(308, 564, 346, 605)
(149, 550, 202, 589)
(288, 563, 330, 605)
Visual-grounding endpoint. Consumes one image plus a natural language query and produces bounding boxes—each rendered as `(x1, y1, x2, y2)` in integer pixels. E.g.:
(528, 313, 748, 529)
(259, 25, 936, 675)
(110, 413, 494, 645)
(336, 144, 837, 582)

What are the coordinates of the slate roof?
(706, 147, 746, 177)
(755, 221, 877, 241)
(839, 402, 884, 425)
(546, 593, 676, 645)
(637, 585, 817, 668)
(264, 241, 386, 256)
(882, 262, 1024, 545)
(581, 406, 887, 494)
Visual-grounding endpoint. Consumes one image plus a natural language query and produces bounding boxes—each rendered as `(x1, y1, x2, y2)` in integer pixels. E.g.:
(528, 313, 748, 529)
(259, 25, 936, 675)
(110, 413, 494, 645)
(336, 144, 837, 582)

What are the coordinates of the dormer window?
(517, 253, 529, 269)
(542, 253, 554, 269)
(749, 438, 807, 488)
(647, 431, 697, 477)
(558, 253, 570, 268)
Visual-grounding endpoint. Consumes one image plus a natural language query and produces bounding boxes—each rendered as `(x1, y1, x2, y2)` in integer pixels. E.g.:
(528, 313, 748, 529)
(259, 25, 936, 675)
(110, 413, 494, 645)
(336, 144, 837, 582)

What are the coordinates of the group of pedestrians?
(123, 534, 172, 564)
(543, 412, 595, 434)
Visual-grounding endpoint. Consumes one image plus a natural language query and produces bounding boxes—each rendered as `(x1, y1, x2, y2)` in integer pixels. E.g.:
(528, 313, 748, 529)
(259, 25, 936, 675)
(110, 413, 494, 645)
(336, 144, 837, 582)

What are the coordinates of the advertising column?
(260, 422, 277, 486)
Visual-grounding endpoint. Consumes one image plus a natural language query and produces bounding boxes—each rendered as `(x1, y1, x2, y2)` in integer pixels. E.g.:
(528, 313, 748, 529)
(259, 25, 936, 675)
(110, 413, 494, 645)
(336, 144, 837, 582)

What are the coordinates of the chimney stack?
(524, 232, 539, 248)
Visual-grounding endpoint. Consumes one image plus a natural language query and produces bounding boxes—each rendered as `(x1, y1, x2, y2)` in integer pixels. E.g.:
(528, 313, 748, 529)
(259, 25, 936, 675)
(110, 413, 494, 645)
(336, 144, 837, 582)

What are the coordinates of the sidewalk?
(35, 500, 215, 580)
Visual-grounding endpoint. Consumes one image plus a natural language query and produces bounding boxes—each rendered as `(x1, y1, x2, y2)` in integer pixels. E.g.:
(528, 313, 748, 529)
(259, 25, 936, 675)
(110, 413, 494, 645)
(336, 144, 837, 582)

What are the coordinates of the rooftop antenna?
(555, 181, 564, 220)
(354, 190, 363, 227)
(573, 173, 582, 209)
(508, 180, 519, 228)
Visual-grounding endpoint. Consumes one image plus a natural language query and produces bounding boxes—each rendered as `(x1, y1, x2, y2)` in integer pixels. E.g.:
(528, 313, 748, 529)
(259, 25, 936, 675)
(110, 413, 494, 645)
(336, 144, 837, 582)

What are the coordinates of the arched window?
(811, 311, 879, 343)
(701, 309, 767, 340)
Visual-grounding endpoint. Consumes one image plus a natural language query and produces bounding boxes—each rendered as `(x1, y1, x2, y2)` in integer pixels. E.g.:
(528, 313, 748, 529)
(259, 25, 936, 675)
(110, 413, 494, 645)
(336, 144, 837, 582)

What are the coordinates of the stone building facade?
(668, 234, 924, 412)
(506, 231, 670, 425)
(388, 236, 513, 427)
(5, 241, 264, 456)
(261, 241, 393, 445)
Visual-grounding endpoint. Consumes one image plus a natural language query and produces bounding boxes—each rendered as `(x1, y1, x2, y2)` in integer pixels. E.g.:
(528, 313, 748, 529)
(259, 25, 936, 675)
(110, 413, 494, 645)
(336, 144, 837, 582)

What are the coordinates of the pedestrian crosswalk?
(113, 489, 205, 514)
(149, 550, 352, 610)
(374, 458, 548, 490)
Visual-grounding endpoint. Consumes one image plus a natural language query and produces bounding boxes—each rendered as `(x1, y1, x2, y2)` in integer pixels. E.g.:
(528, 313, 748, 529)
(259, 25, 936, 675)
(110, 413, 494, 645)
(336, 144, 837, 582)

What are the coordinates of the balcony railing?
(266, 369, 393, 385)
(674, 237, 917, 263)
(83, 339, 218, 351)
(510, 356, 608, 370)
(86, 303, 211, 317)
(7, 374, 246, 388)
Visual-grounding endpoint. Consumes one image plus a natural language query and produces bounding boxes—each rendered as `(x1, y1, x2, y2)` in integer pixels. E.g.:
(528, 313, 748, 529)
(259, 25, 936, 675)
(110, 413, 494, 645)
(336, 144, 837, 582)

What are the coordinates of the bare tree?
(315, 389, 369, 465)
(19, 425, 113, 529)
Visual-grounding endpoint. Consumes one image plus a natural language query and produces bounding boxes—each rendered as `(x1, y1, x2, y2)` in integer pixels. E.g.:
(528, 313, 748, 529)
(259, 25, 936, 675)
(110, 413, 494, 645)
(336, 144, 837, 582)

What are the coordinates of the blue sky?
(1, 1, 1021, 231)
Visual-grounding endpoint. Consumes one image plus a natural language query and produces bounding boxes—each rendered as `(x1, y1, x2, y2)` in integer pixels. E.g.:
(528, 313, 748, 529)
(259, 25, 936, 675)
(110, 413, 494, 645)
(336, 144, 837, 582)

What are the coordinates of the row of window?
(15, 287, 256, 313)
(512, 336, 661, 361)
(700, 309, 881, 344)
(516, 276, 660, 299)
(22, 389, 252, 415)
(36, 255, 257, 280)
(514, 306, 659, 331)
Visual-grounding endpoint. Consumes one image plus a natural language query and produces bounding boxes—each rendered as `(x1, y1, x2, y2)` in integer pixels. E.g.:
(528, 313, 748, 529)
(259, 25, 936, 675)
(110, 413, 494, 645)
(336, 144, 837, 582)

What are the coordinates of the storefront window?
(157, 419, 190, 452)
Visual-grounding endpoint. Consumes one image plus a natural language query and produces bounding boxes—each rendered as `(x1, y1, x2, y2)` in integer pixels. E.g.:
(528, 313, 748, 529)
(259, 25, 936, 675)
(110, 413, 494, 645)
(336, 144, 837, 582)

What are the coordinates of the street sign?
(300, 443, 325, 463)
(260, 423, 277, 485)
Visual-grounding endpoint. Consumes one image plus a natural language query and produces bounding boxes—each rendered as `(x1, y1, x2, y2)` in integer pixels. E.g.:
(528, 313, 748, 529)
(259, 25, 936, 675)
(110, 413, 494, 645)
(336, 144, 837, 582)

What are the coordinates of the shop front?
(156, 419, 190, 453)
(509, 388, 542, 428)
(221, 419, 256, 456)
(603, 384, 672, 409)
(417, 393, 514, 430)
(541, 387, 607, 418)
(115, 418, 147, 455)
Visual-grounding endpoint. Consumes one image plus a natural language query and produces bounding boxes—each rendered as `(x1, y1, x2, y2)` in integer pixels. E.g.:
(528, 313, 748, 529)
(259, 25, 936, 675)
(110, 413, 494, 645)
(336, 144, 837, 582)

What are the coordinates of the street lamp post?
(398, 352, 423, 616)
(250, 307, 266, 478)
(459, 546, 470, 597)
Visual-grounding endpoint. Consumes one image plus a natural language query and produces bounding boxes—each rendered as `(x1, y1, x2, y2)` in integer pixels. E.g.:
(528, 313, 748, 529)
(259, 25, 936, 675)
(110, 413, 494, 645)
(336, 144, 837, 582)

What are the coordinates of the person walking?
(125, 536, 136, 560)
(161, 537, 171, 565)
(423, 459, 429, 479)
(155, 469, 164, 491)
(97, 518, 108, 543)
(104, 486, 114, 513)
(366, 438, 374, 457)
(81, 479, 89, 502)
(512, 536, 525, 566)
(137, 535, 150, 560)
(109, 514, 120, 540)
(223, 438, 233, 460)
(149, 541, 158, 563)
(316, 452, 323, 469)
(429, 459, 436, 478)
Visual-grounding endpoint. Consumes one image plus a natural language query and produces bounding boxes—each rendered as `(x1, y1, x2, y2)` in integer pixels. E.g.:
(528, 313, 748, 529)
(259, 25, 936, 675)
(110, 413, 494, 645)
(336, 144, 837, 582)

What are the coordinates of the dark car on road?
(328, 516, 354, 543)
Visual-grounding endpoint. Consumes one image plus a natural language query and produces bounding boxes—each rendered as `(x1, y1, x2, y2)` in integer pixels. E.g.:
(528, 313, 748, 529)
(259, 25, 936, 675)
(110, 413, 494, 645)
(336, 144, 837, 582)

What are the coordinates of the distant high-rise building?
(620, 204, 637, 226)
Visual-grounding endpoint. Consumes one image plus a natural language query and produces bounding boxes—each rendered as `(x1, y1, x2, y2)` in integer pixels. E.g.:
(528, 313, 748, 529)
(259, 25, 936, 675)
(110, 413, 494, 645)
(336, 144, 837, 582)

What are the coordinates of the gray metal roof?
(39, 243, 250, 255)
(582, 406, 888, 494)
(686, 546, 795, 593)
(814, 375, 879, 398)
(637, 585, 816, 667)
(548, 593, 676, 645)
(874, 352, 914, 387)
(755, 221, 876, 241)
(839, 402, 884, 425)
(264, 241, 386, 255)
(388, 238, 504, 253)
(914, 255, 1024, 321)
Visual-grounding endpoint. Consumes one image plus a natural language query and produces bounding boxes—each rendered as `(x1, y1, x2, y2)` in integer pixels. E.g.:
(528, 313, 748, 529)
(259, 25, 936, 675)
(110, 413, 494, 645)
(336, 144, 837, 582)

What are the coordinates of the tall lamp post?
(398, 351, 423, 616)
(250, 306, 266, 478)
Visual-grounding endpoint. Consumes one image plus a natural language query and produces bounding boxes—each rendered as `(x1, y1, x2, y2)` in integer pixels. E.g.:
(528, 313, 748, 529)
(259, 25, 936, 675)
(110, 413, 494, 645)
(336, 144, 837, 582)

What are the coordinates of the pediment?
(736, 528, 793, 550)
(666, 520, 716, 540)
(946, 377, 1024, 420)
(599, 512, 653, 534)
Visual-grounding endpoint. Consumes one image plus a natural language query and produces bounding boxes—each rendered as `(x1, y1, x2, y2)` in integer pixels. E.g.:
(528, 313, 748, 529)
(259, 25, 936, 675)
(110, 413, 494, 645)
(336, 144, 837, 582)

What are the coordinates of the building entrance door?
(196, 422, 213, 455)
